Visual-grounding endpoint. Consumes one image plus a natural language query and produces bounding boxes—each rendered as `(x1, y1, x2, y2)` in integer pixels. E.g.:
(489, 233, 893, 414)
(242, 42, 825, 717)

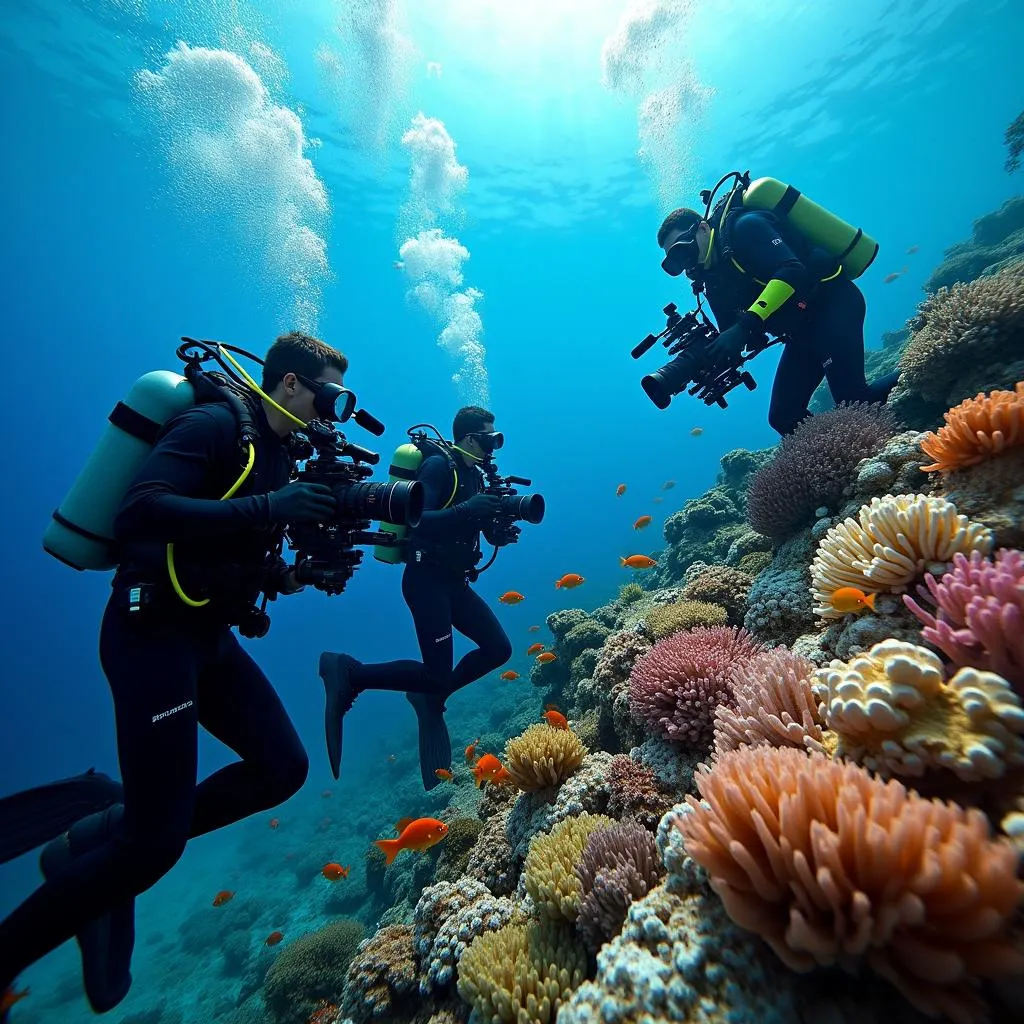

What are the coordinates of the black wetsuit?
(0, 401, 308, 990)
(702, 209, 897, 435)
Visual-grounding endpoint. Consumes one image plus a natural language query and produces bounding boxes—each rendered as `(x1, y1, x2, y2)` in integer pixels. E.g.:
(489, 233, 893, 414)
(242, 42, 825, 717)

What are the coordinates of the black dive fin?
(406, 693, 452, 792)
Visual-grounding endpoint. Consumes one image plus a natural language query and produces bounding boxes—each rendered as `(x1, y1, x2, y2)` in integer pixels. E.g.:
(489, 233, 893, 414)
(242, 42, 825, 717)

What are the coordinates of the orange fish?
(265, 930, 284, 946)
(633, 516, 652, 530)
(394, 816, 415, 833)
(321, 789, 332, 799)
(464, 739, 480, 764)
(829, 587, 877, 614)
(555, 573, 585, 589)
(322, 863, 350, 881)
(212, 890, 235, 907)
(472, 753, 504, 788)
(662, 480, 676, 490)
(491, 765, 513, 786)
(621, 554, 657, 569)
(499, 591, 525, 605)
(527, 625, 541, 632)
(269, 818, 280, 829)
(0, 988, 29, 1013)
(536, 652, 557, 664)
(542, 708, 569, 729)
(615, 484, 626, 497)
(500, 670, 520, 680)
(906, 245, 919, 255)
(434, 768, 453, 781)
(374, 817, 449, 865)
(883, 266, 909, 284)
(526, 642, 545, 656)
(690, 427, 703, 437)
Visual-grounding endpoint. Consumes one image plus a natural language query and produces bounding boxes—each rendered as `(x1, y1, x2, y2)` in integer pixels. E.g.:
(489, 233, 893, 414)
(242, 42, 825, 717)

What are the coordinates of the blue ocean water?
(0, 0, 1018, 1019)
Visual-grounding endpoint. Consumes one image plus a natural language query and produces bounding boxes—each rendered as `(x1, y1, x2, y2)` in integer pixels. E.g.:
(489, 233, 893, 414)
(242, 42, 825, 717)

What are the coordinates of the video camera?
(631, 302, 766, 410)
(288, 414, 424, 595)
(479, 457, 545, 548)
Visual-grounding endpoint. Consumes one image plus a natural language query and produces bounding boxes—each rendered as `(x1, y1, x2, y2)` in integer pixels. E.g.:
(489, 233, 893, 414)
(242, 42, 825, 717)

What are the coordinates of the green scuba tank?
(742, 177, 878, 279)
(43, 370, 197, 571)
(374, 442, 426, 564)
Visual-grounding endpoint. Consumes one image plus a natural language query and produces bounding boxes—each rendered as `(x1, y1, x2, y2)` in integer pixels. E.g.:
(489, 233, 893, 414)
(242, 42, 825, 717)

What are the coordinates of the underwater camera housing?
(479, 456, 545, 547)
(631, 302, 762, 410)
(289, 418, 424, 595)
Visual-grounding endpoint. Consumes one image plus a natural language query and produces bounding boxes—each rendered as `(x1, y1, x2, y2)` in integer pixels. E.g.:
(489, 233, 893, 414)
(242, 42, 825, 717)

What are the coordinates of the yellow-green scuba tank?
(44, 370, 197, 571)
(740, 177, 878, 280)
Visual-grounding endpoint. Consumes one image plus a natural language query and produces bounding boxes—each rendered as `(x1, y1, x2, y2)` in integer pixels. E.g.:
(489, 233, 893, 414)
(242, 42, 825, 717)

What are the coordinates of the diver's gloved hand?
(462, 494, 502, 521)
(268, 481, 337, 524)
(707, 313, 760, 367)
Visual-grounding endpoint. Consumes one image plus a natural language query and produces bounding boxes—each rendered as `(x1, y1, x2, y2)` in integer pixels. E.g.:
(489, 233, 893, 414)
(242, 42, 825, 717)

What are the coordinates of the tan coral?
(504, 723, 587, 792)
(920, 381, 1024, 473)
(644, 599, 727, 640)
(523, 813, 614, 922)
(676, 745, 1024, 1024)
(810, 493, 993, 617)
(811, 638, 1024, 781)
(456, 918, 586, 1024)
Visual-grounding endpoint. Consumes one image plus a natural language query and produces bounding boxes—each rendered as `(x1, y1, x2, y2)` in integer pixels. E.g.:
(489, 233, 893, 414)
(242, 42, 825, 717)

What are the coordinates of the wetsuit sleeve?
(731, 213, 810, 323)
(413, 455, 475, 540)
(113, 407, 274, 544)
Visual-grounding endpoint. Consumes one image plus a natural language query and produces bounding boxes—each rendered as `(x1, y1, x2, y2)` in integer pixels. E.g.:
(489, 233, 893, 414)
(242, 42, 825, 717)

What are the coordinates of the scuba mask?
(468, 430, 504, 454)
(294, 373, 357, 424)
(661, 227, 701, 277)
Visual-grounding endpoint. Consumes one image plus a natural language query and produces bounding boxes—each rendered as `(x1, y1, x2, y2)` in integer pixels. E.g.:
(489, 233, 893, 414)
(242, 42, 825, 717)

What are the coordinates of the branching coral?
(456, 918, 586, 1024)
(745, 403, 899, 542)
(713, 648, 825, 758)
(605, 754, 674, 828)
(523, 813, 614, 922)
(920, 382, 1024, 473)
(904, 548, 1024, 690)
(676, 745, 1024, 1024)
(628, 626, 765, 750)
(643, 599, 727, 640)
(810, 493, 994, 617)
(574, 821, 665, 951)
(504, 723, 587, 792)
(811, 639, 1024, 781)
(681, 564, 752, 624)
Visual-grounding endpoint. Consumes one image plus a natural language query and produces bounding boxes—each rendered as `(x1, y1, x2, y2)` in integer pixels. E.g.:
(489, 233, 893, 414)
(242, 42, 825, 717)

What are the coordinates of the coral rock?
(340, 924, 418, 1024)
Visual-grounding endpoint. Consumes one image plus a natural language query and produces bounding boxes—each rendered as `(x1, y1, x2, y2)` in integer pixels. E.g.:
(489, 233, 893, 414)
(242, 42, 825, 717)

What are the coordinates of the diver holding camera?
(635, 172, 899, 434)
(320, 406, 545, 791)
(0, 331, 422, 1013)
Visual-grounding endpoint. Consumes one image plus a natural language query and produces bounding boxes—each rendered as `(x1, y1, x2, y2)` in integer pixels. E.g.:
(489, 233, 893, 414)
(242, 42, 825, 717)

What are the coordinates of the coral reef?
(340, 924, 419, 1024)
(746, 403, 900, 542)
(680, 563, 752, 624)
(432, 817, 485, 884)
(605, 754, 675, 829)
(904, 548, 1024, 689)
(628, 626, 765, 750)
(920, 381, 1024, 473)
(812, 638, 1024, 781)
(744, 565, 815, 647)
(1007, 111, 1024, 173)
(503, 722, 587, 792)
(464, 805, 518, 896)
(925, 195, 1024, 292)
(618, 582, 644, 604)
(938, 444, 1024, 549)
(810, 493, 994, 617)
(643, 598, 727, 640)
(676, 745, 1024, 1023)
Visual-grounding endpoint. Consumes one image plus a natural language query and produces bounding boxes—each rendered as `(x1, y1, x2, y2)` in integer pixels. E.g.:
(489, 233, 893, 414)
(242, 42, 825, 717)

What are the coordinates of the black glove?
(707, 314, 759, 367)
(462, 494, 502, 521)
(268, 481, 337, 524)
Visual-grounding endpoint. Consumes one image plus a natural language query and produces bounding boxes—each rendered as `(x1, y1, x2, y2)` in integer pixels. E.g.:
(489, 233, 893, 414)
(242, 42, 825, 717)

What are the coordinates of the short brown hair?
(261, 331, 349, 391)
(656, 208, 702, 247)
(453, 405, 494, 441)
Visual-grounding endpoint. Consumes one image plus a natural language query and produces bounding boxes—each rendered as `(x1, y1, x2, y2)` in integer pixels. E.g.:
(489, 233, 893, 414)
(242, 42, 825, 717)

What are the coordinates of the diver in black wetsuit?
(657, 204, 899, 435)
(319, 406, 513, 791)
(0, 332, 347, 1014)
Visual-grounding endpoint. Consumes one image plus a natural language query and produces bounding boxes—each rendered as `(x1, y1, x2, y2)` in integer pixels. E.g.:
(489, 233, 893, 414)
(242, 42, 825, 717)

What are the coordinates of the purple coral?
(904, 548, 1024, 691)
(627, 626, 765, 750)
(745, 402, 900, 542)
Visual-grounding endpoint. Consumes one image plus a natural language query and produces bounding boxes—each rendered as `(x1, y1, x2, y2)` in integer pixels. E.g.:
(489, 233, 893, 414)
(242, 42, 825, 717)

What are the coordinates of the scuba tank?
(740, 176, 878, 279)
(43, 370, 197, 571)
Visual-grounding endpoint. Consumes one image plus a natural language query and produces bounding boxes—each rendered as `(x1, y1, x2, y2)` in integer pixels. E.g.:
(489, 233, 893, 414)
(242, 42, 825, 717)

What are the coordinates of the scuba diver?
(0, 331, 349, 1014)
(319, 406, 516, 791)
(656, 173, 900, 435)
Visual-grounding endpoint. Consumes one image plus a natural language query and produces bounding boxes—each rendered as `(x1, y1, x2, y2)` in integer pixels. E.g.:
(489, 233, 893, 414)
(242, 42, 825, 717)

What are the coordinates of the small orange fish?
(322, 863, 350, 881)
(621, 554, 657, 569)
(499, 591, 525, 605)
(690, 426, 703, 437)
(615, 484, 626, 497)
(395, 816, 415, 833)
(500, 670, 520, 680)
(536, 652, 557, 664)
(662, 480, 676, 490)
(829, 587, 877, 614)
(472, 753, 504, 788)
(321, 789, 332, 799)
(0, 987, 29, 1013)
(527, 624, 541, 632)
(555, 573, 585, 589)
(526, 642, 545, 655)
(906, 245, 919, 255)
(542, 708, 569, 729)
(434, 768, 453, 781)
(652, 497, 664, 504)
(491, 765, 513, 786)
(212, 890, 235, 907)
(265, 930, 284, 946)
(374, 817, 449, 864)
(464, 739, 480, 764)
(633, 516, 652, 530)
(269, 818, 279, 829)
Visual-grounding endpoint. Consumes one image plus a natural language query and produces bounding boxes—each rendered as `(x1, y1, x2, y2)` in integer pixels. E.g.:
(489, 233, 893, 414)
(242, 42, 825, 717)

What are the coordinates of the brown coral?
(920, 381, 1024, 473)
(504, 723, 587, 792)
(676, 746, 1024, 1024)
(681, 564, 753, 624)
(340, 924, 418, 1024)
(644, 599, 727, 640)
(605, 754, 674, 828)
